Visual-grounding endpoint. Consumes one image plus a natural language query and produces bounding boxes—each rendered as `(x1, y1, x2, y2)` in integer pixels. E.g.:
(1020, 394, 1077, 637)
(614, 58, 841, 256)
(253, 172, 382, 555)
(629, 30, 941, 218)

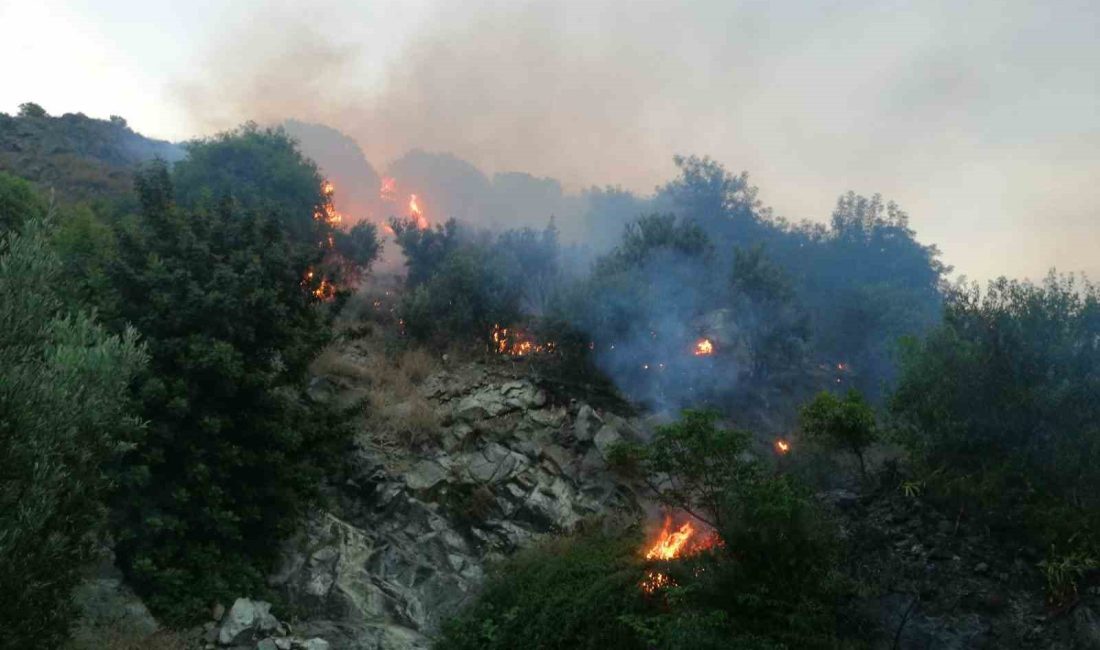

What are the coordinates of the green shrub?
(891, 273, 1100, 574)
(443, 412, 844, 649)
(799, 389, 878, 479)
(107, 163, 352, 623)
(437, 531, 650, 650)
(0, 210, 146, 647)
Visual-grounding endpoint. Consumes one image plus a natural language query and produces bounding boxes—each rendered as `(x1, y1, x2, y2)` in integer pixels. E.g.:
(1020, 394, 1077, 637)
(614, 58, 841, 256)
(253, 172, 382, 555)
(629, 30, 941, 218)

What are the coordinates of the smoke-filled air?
(2, 1, 1098, 649)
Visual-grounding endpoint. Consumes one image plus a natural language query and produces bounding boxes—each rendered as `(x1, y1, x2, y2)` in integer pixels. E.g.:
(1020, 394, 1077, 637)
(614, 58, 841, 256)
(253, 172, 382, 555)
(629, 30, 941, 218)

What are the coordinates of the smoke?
(169, 0, 1100, 281)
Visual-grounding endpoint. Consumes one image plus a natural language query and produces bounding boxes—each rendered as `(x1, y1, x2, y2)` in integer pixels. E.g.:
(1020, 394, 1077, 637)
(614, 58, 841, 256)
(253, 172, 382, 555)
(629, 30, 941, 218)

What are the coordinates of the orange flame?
(645, 519, 697, 561)
(775, 439, 791, 455)
(409, 193, 429, 230)
(640, 514, 720, 595)
(301, 267, 335, 301)
(693, 338, 714, 356)
(380, 176, 397, 202)
(491, 324, 556, 357)
(314, 179, 342, 230)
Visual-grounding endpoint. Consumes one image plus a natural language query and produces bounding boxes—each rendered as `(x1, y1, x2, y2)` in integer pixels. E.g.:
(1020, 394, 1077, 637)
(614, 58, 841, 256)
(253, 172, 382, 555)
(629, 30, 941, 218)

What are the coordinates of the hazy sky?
(2, 0, 1097, 282)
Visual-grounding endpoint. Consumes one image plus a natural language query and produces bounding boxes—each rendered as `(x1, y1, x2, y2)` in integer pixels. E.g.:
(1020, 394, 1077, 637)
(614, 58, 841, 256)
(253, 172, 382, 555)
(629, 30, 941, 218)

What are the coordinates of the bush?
(890, 273, 1100, 566)
(0, 171, 48, 232)
(444, 412, 844, 649)
(0, 211, 146, 647)
(799, 389, 878, 479)
(107, 164, 352, 623)
(437, 531, 650, 649)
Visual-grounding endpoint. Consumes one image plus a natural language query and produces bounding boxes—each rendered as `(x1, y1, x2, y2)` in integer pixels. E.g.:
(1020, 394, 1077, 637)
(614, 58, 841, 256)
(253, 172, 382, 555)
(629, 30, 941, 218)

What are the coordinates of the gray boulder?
(218, 598, 279, 645)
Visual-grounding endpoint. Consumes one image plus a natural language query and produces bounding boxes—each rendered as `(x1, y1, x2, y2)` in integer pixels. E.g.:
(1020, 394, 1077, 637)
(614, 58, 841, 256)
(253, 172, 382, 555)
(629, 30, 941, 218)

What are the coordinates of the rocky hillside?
(66, 325, 1100, 650)
(269, 340, 646, 649)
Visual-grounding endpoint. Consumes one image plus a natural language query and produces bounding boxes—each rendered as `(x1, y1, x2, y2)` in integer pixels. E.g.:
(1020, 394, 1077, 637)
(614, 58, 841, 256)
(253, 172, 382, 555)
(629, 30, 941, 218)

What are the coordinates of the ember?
(693, 338, 714, 356)
(491, 324, 556, 357)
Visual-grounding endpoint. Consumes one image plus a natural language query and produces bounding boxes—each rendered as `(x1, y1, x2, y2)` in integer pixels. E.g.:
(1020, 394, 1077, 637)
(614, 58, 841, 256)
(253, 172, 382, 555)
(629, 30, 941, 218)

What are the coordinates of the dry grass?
(311, 345, 371, 381)
(64, 625, 190, 650)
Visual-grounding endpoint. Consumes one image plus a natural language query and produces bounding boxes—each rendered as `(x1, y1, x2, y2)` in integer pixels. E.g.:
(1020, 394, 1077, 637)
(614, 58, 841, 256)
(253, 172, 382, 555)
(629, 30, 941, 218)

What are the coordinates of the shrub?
(0, 211, 146, 647)
(437, 531, 650, 649)
(799, 389, 878, 479)
(445, 412, 844, 649)
(107, 164, 352, 623)
(890, 273, 1100, 570)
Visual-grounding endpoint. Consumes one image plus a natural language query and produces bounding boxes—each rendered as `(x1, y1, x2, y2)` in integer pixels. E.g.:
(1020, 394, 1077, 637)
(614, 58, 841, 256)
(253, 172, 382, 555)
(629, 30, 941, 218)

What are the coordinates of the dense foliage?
(0, 107, 182, 203)
(0, 178, 146, 647)
(800, 390, 879, 479)
(438, 532, 651, 649)
(890, 274, 1100, 595)
(105, 163, 352, 621)
(443, 411, 843, 649)
(393, 217, 560, 345)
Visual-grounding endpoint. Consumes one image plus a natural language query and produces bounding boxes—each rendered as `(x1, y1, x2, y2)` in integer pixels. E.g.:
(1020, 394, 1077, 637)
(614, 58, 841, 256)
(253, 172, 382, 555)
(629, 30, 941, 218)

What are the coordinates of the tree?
(612, 410, 754, 530)
(108, 163, 351, 622)
(606, 411, 841, 648)
(890, 274, 1100, 567)
(172, 123, 325, 248)
(17, 102, 47, 118)
(390, 216, 462, 287)
(799, 389, 878, 479)
(0, 171, 47, 232)
(0, 208, 145, 647)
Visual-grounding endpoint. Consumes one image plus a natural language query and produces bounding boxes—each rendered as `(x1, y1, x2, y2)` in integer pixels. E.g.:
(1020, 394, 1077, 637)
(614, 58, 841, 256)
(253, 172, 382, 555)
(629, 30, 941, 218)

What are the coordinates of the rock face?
(218, 598, 280, 645)
(271, 364, 644, 649)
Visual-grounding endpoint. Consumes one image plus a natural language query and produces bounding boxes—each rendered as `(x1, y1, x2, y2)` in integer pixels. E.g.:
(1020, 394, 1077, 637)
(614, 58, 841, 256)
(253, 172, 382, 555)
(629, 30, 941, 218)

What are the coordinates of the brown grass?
(64, 625, 190, 650)
(311, 345, 371, 381)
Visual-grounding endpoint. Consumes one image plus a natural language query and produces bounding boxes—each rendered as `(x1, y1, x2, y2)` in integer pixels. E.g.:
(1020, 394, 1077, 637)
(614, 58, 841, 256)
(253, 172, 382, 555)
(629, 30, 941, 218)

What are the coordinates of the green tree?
(17, 102, 47, 118)
(891, 273, 1100, 562)
(172, 123, 325, 248)
(799, 389, 878, 479)
(108, 163, 350, 622)
(0, 207, 146, 647)
(0, 171, 47, 232)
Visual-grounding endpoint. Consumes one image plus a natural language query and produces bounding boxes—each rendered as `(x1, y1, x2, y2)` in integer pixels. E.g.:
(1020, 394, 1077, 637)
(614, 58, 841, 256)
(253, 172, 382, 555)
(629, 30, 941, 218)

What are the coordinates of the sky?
(1, 0, 1097, 282)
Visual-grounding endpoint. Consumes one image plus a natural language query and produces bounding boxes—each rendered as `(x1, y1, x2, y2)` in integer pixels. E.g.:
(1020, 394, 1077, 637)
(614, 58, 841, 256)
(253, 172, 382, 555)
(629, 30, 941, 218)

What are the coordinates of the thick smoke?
(167, 0, 1100, 282)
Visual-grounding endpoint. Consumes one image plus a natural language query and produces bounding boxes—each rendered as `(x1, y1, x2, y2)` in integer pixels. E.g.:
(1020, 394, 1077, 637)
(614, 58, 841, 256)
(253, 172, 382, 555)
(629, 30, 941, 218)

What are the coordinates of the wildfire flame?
(491, 324, 556, 357)
(301, 268, 335, 301)
(640, 514, 720, 594)
(380, 176, 397, 202)
(693, 338, 714, 356)
(645, 519, 698, 561)
(314, 179, 343, 230)
(775, 439, 791, 455)
(409, 193, 429, 230)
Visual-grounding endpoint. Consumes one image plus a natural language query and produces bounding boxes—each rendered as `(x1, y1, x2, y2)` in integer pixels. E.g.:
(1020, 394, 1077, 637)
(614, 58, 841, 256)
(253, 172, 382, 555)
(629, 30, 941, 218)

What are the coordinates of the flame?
(645, 518, 697, 561)
(639, 514, 720, 595)
(693, 338, 714, 356)
(301, 267, 335, 301)
(314, 179, 343, 230)
(380, 176, 397, 202)
(491, 324, 556, 357)
(409, 193, 429, 230)
(775, 439, 791, 455)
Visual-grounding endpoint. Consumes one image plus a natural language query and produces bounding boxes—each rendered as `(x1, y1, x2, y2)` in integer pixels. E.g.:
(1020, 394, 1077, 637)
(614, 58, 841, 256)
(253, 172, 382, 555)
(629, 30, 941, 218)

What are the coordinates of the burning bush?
(443, 411, 844, 649)
(609, 411, 843, 647)
(393, 217, 563, 348)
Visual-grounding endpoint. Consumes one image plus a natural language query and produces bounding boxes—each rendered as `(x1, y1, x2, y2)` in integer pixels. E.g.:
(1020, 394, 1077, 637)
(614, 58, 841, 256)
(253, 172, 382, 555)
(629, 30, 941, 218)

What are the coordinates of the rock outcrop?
(271, 363, 645, 648)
